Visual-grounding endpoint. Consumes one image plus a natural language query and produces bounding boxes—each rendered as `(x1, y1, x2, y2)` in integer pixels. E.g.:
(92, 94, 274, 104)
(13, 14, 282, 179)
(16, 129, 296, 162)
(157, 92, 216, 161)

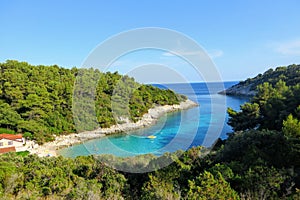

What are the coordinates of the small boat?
(147, 135, 156, 139)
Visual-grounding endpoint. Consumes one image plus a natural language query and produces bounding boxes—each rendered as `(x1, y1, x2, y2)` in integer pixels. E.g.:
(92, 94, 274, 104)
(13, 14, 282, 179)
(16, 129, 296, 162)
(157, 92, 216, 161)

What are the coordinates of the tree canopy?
(0, 60, 185, 144)
(1, 63, 300, 199)
(228, 79, 300, 132)
(235, 64, 300, 91)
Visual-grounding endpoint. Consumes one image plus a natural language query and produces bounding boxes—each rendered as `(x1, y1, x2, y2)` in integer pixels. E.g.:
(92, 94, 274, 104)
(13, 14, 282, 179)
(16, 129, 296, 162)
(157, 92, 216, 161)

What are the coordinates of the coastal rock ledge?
(30, 99, 198, 157)
(218, 83, 257, 96)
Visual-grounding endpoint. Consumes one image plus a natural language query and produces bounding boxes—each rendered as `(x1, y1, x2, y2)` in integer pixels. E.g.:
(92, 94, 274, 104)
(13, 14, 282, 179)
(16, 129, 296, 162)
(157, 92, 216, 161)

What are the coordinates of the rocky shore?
(218, 83, 257, 96)
(29, 99, 198, 157)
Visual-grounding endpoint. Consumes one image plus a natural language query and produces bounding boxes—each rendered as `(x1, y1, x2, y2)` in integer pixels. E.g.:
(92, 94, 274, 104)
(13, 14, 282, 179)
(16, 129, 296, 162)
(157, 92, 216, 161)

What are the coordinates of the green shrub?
(0, 128, 15, 134)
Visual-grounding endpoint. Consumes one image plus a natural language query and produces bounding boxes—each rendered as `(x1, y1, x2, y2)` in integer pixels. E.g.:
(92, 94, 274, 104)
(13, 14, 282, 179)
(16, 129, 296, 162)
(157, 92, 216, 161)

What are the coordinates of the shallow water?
(58, 82, 249, 157)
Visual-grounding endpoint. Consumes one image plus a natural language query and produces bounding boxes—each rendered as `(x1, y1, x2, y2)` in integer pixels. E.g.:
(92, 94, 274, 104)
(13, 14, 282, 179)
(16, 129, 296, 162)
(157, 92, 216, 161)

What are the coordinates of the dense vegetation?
(228, 79, 300, 132)
(1, 128, 300, 199)
(1, 63, 300, 199)
(0, 154, 128, 199)
(0, 60, 185, 144)
(235, 64, 300, 91)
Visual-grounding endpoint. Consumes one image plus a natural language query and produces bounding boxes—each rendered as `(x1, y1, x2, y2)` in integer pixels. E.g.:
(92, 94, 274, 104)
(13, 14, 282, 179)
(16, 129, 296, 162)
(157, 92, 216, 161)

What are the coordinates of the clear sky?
(1, 0, 300, 82)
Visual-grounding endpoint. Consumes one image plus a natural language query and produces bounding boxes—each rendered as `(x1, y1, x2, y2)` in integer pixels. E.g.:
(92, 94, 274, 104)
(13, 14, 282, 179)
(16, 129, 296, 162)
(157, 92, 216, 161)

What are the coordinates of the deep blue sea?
(58, 82, 249, 158)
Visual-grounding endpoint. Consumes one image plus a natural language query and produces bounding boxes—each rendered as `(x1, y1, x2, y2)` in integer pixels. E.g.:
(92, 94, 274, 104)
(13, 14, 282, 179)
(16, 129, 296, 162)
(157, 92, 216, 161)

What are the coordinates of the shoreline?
(29, 99, 198, 157)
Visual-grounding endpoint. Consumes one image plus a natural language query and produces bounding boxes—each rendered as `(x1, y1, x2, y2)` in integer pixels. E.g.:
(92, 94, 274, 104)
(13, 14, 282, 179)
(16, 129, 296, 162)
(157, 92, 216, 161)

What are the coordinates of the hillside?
(219, 64, 300, 96)
(0, 60, 186, 144)
(1, 64, 300, 199)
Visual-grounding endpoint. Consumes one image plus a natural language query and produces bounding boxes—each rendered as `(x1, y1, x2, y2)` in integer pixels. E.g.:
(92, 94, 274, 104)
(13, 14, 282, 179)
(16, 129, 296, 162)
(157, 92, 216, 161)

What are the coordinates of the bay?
(58, 82, 249, 157)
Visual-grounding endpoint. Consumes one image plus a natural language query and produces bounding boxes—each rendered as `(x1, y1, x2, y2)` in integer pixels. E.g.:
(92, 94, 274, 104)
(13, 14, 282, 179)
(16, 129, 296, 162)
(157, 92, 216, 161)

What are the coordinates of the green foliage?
(0, 160, 17, 195)
(0, 154, 128, 199)
(22, 132, 33, 140)
(0, 61, 75, 144)
(225, 68, 300, 198)
(0, 100, 23, 130)
(141, 173, 181, 200)
(187, 171, 239, 200)
(217, 130, 290, 168)
(1, 62, 300, 199)
(236, 64, 300, 90)
(1, 134, 300, 199)
(15, 151, 30, 157)
(228, 76, 300, 132)
(237, 166, 286, 199)
(214, 129, 300, 198)
(208, 163, 234, 180)
(129, 85, 183, 122)
(0, 60, 184, 144)
(283, 114, 300, 138)
(0, 127, 15, 134)
(227, 103, 260, 131)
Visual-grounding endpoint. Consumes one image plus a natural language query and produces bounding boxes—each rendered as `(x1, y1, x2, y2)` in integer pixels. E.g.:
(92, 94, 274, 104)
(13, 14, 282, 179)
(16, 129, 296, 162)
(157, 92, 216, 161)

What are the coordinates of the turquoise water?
(58, 82, 249, 157)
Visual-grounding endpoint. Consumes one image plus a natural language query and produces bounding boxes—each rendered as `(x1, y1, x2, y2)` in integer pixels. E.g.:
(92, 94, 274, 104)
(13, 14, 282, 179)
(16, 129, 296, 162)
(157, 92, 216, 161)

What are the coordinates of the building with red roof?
(0, 134, 24, 154)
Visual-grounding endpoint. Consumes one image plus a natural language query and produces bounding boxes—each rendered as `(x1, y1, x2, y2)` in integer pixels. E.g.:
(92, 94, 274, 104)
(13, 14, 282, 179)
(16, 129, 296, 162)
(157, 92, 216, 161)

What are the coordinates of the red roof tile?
(0, 134, 23, 140)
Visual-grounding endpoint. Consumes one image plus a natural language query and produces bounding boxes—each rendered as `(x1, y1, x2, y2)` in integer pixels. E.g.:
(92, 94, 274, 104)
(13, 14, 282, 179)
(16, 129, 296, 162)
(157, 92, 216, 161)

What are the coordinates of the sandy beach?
(28, 99, 198, 157)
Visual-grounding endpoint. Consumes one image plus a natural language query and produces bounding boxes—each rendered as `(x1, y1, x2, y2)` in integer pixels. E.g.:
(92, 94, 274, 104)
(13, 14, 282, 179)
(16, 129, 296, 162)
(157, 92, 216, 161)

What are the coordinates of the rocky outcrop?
(219, 83, 257, 96)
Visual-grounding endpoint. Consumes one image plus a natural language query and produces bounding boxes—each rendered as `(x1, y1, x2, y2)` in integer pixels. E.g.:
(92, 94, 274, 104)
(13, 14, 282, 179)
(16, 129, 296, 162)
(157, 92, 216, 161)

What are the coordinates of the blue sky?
(1, 0, 300, 82)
